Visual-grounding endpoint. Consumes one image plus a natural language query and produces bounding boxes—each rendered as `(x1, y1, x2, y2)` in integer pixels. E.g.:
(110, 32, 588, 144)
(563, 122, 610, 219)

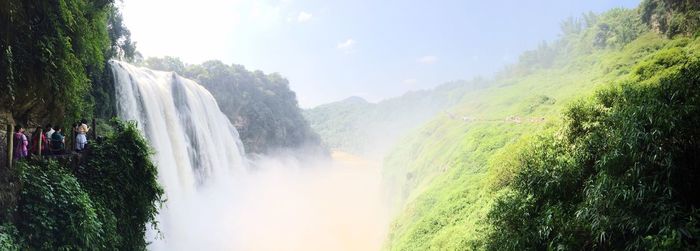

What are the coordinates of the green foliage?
(1, 119, 162, 250)
(485, 45, 700, 250)
(384, 123, 529, 250)
(0, 0, 135, 124)
(75, 119, 164, 250)
(642, 0, 700, 37)
(589, 8, 647, 49)
(498, 8, 647, 78)
(383, 4, 700, 250)
(90, 61, 118, 118)
(0, 224, 20, 251)
(15, 160, 110, 250)
(106, 5, 138, 62)
(143, 56, 185, 73)
(144, 57, 325, 155)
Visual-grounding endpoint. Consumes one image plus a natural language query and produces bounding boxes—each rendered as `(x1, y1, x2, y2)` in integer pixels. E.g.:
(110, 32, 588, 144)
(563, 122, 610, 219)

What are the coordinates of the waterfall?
(109, 60, 389, 250)
(110, 60, 246, 249)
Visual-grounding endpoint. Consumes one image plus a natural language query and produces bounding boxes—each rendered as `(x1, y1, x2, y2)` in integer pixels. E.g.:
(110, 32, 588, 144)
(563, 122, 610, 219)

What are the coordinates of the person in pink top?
(30, 126, 49, 155)
(14, 125, 28, 160)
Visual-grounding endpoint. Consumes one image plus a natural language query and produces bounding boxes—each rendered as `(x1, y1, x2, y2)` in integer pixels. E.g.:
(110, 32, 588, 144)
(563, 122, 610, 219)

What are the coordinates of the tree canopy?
(0, 0, 135, 125)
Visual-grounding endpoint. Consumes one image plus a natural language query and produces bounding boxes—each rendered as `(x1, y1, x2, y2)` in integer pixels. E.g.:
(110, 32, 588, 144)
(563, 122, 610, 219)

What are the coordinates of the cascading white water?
(110, 60, 246, 249)
(110, 60, 390, 251)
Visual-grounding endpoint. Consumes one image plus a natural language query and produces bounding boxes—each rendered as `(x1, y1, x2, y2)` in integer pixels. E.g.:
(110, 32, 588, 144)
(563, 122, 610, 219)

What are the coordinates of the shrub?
(74, 119, 163, 250)
(15, 160, 109, 250)
(0, 224, 20, 251)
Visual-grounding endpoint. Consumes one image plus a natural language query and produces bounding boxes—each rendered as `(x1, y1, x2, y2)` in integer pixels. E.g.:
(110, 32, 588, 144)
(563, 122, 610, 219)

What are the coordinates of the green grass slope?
(383, 4, 700, 249)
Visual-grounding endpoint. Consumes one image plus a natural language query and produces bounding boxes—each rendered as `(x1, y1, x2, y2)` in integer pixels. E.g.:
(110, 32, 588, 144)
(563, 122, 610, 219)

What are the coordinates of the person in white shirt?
(45, 124, 55, 139)
(76, 119, 90, 151)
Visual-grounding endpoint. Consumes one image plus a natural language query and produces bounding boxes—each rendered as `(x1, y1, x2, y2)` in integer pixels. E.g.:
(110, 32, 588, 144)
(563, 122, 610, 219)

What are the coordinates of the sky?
(120, 0, 640, 108)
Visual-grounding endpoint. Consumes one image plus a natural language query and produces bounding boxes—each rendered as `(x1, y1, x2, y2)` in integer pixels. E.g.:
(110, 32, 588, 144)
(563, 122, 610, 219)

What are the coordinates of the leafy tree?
(641, 0, 700, 37)
(106, 5, 137, 62)
(560, 16, 583, 36)
(14, 160, 111, 250)
(143, 56, 185, 73)
(583, 8, 647, 49)
(0, 0, 134, 124)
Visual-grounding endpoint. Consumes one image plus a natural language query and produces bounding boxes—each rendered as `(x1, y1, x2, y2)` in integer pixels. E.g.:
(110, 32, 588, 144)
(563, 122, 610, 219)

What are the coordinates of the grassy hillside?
(382, 3, 700, 249)
(485, 40, 700, 250)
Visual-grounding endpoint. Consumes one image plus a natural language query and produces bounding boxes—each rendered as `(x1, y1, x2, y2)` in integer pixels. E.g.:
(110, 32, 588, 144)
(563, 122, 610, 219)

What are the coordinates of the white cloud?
(337, 39, 356, 53)
(297, 11, 312, 22)
(417, 55, 438, 64)
(403, 78, 417, 85)
(121, 0, 290, 63)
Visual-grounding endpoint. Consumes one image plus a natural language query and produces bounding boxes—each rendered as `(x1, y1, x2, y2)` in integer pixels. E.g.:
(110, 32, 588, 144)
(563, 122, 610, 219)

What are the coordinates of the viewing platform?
(0, 119, 99, 170)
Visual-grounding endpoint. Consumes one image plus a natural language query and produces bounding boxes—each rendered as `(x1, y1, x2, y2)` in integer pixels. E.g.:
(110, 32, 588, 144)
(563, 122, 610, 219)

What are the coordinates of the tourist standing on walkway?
(50, 126, 65, 154)
(76, 119, 90, 151)
(13, 126, 28, 160)
(45, 124, 54, 139)
(31, 126, 48, 155)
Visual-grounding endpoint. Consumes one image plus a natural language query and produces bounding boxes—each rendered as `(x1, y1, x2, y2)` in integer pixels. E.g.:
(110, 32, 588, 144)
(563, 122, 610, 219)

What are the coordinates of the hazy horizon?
(120, 0, 640, 108)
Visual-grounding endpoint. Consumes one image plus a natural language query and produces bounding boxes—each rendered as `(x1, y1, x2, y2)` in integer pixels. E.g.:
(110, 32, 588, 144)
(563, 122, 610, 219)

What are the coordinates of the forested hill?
(304, 79, 489, 158)
(383, 0, 700, 250)
(142, 57, 326, 155)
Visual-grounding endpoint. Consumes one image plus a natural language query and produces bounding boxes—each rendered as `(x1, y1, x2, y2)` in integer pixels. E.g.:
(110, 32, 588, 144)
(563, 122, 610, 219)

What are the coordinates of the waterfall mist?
(110, 61, 389, 250)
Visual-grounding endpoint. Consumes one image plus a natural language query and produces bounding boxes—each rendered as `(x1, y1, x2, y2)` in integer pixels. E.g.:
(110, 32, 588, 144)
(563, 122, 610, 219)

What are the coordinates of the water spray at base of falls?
(110, 61, 389, 250)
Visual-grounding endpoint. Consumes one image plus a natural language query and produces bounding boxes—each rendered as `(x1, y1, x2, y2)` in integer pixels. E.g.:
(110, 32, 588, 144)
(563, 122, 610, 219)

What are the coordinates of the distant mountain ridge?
(340, 96, 369, 103)
(303, 79, 489, 158)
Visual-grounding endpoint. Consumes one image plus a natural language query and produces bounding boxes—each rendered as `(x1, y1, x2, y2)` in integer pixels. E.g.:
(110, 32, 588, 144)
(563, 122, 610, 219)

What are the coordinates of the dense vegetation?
(143, 56, 325, 155)
(0, 0, 135, 125)
(0, 2, 164, 249)
(304, 80, 488, 157)
(15, 160, 108, 250)
(380, 3, 700, 250)
(3, 120, 162, 250)
(486, 45, 700, 250)
(75, 120, 164, 249)
(641, 0, 700, 37)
